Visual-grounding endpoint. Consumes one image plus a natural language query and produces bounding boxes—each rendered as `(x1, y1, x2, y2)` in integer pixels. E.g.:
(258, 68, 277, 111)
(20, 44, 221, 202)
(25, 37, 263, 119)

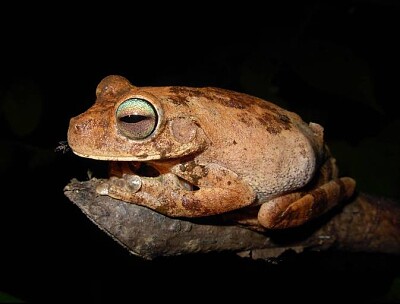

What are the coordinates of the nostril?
(72, 118, 94, 133)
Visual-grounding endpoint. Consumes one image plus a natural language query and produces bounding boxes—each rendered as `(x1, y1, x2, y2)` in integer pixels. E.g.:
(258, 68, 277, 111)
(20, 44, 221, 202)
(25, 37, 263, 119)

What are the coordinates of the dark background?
(1, 1, 400, 302)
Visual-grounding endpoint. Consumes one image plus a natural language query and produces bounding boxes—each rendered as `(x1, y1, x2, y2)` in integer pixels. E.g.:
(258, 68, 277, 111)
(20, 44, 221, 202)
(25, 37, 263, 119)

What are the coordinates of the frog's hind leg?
(257, 177, 356, 229)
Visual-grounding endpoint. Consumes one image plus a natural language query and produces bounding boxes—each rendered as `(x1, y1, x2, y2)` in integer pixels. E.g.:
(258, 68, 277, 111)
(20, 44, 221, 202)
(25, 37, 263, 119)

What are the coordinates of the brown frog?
(67, 75, 356, 230)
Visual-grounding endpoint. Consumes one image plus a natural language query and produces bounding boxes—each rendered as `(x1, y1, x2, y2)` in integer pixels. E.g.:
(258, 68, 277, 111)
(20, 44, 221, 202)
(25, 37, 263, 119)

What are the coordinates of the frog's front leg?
(97, 163, 256, 217)
(257, 177, 356, 229)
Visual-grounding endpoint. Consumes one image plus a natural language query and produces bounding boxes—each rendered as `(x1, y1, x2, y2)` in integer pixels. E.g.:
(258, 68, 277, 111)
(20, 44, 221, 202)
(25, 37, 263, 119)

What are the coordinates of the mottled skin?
(68, 75, 356, 229)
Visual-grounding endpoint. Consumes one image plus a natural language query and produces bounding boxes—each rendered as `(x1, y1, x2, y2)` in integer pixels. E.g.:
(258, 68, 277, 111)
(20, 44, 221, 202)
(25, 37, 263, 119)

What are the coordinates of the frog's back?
(166, 86, 326, 201)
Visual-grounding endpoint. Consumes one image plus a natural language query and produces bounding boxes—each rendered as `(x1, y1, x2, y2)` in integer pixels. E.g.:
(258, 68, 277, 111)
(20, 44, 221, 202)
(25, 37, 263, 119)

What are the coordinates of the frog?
(67, 75, 356, 230)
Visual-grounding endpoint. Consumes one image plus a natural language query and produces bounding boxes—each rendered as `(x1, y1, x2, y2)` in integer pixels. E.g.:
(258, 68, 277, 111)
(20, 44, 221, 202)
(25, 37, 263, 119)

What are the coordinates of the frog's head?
(67, 75, 209, 164)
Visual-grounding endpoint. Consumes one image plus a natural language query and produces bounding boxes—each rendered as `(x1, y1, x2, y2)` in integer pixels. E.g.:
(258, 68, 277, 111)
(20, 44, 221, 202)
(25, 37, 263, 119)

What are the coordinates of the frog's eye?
(116, 98, 158, 140)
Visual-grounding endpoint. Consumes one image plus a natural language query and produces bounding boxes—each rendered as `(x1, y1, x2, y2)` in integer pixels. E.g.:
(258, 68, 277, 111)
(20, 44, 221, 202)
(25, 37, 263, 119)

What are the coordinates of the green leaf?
(0, 291, 24, 303)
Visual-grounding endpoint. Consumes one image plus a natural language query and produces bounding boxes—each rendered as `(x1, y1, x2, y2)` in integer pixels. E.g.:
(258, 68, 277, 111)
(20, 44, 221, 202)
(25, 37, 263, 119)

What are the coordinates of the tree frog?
(67, 75, 356, 229)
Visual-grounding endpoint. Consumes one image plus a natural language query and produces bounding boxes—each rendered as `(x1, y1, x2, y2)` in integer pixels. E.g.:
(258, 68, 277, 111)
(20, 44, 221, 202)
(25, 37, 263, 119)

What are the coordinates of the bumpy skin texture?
(68, 75, 356, 229)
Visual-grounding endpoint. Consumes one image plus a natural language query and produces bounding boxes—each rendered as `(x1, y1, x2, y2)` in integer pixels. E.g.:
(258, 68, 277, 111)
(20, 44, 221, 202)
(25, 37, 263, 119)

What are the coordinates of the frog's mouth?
(107, 161, 197, 191)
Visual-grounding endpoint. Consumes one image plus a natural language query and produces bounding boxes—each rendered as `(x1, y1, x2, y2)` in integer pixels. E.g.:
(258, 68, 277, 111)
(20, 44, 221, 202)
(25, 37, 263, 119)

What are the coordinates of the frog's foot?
(257, 177, 356, 229)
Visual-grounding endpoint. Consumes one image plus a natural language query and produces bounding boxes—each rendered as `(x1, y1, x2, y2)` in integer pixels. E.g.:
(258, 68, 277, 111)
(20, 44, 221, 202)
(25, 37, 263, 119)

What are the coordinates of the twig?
(64, 178, 400, 260)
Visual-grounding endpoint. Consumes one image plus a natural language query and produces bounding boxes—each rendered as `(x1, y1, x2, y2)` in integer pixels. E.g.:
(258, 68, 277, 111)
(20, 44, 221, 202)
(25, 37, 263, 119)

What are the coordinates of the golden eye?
(116, 98, 158, 140)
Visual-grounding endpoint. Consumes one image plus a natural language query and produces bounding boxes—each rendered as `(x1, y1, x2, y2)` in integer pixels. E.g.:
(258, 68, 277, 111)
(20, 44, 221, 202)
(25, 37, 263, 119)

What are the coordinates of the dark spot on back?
(168, 96, 189, 107)
(167, 87, 192, 106)
(257, 112, 292, 135)
(170, 86, 255, 109)
(279, 114, 290, 123)
(208, 88, 253, 109)
(169, 86, 209, 105)
(239, 114, 254, 127)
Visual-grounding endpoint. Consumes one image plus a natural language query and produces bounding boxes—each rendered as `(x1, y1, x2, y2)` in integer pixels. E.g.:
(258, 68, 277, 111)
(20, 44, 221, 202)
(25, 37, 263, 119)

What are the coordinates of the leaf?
(0, 291, 24, 303)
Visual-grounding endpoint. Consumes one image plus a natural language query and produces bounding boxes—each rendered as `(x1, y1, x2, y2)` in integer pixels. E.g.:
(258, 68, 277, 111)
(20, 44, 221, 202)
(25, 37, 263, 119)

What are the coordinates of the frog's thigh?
(257, 177, 356, 229)
(171, 164, 256, 217)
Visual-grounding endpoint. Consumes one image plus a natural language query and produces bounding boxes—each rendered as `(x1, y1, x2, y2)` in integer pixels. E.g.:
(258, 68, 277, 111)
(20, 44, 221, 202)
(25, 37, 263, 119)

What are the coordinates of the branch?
(64, 178, 400, 260)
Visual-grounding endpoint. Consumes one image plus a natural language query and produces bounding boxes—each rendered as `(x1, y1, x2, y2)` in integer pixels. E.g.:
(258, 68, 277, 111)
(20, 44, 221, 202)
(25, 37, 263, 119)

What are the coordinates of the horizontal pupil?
(120, 114, 149, 123)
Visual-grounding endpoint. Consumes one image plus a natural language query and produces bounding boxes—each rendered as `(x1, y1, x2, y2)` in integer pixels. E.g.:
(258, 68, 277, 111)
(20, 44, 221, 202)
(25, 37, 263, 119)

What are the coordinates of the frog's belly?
(218, 134, 317, 202)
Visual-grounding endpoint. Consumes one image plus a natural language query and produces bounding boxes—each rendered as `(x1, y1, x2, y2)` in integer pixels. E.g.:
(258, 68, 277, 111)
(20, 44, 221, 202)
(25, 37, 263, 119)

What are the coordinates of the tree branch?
(64, 178, 400, 260)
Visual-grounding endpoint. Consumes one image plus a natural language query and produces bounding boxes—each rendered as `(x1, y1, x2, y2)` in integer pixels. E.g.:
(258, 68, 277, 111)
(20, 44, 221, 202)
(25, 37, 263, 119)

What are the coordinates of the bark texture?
(64, 178, 400, 260)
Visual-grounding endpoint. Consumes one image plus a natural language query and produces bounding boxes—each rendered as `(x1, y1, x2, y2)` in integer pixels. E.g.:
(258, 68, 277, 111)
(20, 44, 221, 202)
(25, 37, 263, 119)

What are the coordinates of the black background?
(1, 1, 400, 303)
